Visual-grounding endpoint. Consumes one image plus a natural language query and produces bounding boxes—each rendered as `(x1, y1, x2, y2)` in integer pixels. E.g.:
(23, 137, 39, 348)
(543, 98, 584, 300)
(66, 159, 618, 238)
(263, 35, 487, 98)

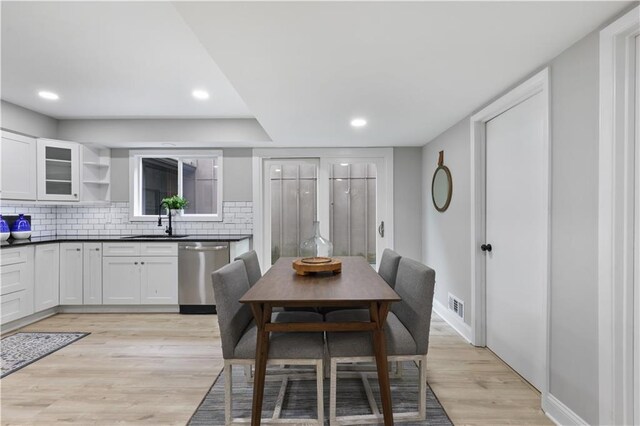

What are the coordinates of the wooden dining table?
(239, 256, 401, 426)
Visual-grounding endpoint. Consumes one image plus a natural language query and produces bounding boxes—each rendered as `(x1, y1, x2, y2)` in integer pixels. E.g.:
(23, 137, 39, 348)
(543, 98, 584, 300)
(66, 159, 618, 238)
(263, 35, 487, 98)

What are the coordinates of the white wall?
(393, 147, 423, 261)
(1, 100, 58, 138)
(421, 19, 619, 425)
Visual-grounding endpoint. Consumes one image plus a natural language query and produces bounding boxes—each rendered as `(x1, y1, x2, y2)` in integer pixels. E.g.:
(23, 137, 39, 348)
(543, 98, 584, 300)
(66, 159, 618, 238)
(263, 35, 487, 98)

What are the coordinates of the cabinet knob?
(95, 248, 100, 251)
(134, 262, 138, 265)
(140, 262, 145, 265)
(76, 248, 81, 251)
(74, 193, 78, 197)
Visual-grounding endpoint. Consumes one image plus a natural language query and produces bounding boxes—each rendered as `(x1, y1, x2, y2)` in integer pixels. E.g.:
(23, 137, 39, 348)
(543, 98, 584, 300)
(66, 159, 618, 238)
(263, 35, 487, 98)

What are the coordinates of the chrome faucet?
(157, 202, 173, 236)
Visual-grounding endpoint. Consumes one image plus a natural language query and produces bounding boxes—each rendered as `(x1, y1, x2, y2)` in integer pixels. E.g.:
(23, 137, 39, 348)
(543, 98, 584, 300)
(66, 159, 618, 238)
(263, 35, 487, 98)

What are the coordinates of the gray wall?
(421, 120, 471, 321)
(392, 147, 423, 261)
(1, 100, 58, 138)
(57, 118, 270, 145)
(110, 148, 253, 202)
(421, 25, 605, 425)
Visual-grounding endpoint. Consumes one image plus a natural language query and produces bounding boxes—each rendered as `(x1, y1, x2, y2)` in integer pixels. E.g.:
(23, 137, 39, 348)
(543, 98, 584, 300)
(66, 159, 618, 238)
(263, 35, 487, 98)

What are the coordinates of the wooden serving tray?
(292, 258, 342, 276)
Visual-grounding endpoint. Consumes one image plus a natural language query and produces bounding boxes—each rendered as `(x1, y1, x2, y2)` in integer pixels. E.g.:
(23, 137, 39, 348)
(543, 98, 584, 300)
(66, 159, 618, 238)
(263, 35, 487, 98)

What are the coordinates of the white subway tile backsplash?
(1, 201, 253, 237)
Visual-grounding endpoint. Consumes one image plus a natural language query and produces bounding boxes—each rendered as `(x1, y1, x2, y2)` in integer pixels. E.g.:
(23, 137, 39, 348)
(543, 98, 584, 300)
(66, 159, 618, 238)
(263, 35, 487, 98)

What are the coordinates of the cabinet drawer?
(1, 289, 33, 324)
(1, 262, 31, 296)
(140, 243, 178, 257)
(102, 242, 140, 257)
(1, 246, 32, 267)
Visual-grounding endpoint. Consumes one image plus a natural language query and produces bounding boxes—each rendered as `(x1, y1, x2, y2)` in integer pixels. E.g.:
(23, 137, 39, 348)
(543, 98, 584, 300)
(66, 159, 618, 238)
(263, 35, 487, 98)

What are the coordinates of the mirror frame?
(431, 151, 453, 212)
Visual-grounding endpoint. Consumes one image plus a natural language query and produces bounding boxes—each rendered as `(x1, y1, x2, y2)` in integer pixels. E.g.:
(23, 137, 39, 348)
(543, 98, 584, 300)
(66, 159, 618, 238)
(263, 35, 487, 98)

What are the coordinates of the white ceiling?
(1, 1, 251, 119)
(1, 1, 632, 147)
(174, 1, 630, 146)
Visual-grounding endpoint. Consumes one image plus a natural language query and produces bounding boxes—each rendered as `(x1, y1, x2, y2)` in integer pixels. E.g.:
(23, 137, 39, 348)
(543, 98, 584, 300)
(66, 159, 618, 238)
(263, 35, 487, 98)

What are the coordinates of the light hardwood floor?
(1, 313, 552, 425)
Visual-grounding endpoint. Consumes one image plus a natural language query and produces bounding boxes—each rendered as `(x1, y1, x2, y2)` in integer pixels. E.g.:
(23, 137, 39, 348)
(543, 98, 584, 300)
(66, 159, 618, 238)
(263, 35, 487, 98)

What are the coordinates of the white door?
(1, 131, 37, 200)
(262, 153, 392, 269)
(83, 243, 103, 305)
(140, 256, 178, 304)
(485, 92, 547, 391)
(34, 244, 60, 312)
(59, 243, 84, 304)
(103, 257, 140, 304)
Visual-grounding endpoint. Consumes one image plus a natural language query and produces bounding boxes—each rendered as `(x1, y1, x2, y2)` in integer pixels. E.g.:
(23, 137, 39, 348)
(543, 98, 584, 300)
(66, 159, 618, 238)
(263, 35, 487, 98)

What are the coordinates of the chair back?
(211, 260, 254, 359)
(391, 258, 435, 355)
(378, 248, 402, 288)
(234, 250, 262, 287)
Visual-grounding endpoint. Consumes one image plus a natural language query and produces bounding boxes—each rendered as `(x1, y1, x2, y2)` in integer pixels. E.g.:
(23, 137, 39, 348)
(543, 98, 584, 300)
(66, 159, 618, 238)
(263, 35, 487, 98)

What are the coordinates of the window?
(130, 150, 223, 221)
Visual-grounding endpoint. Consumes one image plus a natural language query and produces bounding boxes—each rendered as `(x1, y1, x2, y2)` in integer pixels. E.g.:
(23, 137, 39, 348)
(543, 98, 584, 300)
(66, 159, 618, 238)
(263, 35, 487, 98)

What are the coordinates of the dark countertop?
(1, 234, 252, 248)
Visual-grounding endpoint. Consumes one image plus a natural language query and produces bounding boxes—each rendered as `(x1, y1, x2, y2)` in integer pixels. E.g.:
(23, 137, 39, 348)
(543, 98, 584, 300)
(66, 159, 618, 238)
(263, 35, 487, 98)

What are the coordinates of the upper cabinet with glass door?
(37, 139, 80, 201)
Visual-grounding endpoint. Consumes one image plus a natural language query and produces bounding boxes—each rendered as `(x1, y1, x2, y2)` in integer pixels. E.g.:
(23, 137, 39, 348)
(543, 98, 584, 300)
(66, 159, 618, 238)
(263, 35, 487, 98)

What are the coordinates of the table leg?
(371, 301, 394, 425)
(250, 303, 272, 426)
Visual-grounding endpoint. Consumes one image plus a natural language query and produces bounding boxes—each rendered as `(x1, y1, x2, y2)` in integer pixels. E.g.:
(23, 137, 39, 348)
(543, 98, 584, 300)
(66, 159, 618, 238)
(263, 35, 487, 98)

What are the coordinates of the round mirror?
(432, 164, 452, 212)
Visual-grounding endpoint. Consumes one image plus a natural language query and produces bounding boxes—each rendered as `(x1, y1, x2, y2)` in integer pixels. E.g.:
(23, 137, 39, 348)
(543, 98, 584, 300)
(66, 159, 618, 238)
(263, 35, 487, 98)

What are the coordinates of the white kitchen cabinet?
(0, 246, 34, 324)
(140, 256, 178, 304)
(1, 131, 37, 200)
(37, 139, 80, 201)
(34, 244, 59, 312)
(102, 257, 141, 304)
(83, 243, 102, 304)
(59, 243, 83, 305)
(102, 242, 177, 305)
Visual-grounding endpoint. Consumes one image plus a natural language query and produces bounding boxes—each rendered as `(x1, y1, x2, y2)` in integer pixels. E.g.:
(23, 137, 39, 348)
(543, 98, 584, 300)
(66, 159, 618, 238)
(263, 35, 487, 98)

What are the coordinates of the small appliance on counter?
(0, 215, 10, 241)
(10, 214, 31, 239)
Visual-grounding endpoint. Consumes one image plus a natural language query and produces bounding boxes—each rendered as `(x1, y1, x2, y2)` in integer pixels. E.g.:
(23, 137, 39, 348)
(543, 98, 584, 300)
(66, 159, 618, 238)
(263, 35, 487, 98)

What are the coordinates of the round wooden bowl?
(292, 258, 342, 276)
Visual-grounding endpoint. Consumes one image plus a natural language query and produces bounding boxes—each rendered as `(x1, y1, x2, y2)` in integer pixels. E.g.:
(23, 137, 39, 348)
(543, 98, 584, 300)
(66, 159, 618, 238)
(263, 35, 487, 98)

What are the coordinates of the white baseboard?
(542, 393, 588, 425)
(1, 307, 58, 334)
(59, 305, 179, 313)
(433, 299, 473, 343)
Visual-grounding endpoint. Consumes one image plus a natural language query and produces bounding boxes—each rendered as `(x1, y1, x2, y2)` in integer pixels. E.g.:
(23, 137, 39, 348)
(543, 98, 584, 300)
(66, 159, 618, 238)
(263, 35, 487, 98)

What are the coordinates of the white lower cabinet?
(0, 246, 34, 324)
(140, 256, 178, 304)
(59, 243, 84, 304)
(34, 244, 59, 312)
(102, 243, 177, 305)
(83, 243, 102, 304)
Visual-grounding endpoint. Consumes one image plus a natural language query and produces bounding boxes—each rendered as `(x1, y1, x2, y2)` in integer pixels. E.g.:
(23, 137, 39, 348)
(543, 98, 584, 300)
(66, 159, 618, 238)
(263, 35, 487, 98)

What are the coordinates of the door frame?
(252, 148, 394, 273)
(598, 7, 639, 426)
(469, 68, 550, 395)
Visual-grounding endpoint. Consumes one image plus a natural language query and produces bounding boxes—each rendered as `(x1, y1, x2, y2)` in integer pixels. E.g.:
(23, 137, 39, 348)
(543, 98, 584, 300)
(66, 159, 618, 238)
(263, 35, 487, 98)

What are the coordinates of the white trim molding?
(432, 299, 473, 344)
(598, 7, 639, 426)
(542, 393, 589, 426)
(469, 68, 551, 399)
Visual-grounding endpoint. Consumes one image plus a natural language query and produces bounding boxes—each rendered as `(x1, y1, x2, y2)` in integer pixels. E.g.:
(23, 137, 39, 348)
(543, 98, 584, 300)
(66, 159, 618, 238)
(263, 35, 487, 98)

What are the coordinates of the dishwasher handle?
(182, 245, 228, 251)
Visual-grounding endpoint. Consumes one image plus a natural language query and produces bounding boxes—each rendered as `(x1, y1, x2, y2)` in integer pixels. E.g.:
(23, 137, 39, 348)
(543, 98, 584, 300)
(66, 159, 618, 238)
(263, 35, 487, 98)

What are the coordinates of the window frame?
(129, 149, 223, 222)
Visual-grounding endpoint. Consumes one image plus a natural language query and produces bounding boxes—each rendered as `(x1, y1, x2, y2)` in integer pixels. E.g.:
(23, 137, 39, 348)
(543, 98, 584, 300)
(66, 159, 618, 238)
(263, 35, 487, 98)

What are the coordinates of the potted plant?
(161, 195, 188, 213)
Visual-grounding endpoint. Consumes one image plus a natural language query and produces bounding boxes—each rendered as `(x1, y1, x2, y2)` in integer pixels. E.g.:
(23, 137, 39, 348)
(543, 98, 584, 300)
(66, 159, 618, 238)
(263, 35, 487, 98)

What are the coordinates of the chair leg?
(225, 362, 233, 425)
(418, 355, 427, 420)
(329, 358, 338, 425)
(316, 359, 324, 425)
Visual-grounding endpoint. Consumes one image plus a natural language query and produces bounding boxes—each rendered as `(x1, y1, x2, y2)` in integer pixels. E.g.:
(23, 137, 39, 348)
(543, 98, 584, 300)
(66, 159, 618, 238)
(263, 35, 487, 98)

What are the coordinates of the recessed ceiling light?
(192, 89, 210, 100)
(340, 163, 349, 166)
(350, 118, 367, 128)
(38, 91, 59, 100)
(162, 143, 176, 147)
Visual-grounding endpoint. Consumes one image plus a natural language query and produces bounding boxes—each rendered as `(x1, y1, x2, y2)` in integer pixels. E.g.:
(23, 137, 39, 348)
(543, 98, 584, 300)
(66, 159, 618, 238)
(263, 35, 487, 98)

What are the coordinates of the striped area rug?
(190, 362, 452, 425)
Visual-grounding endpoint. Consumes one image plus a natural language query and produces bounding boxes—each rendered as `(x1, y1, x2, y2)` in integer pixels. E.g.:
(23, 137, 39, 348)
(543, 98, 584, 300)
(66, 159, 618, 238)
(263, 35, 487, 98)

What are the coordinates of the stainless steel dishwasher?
(178, 242, 230, 314)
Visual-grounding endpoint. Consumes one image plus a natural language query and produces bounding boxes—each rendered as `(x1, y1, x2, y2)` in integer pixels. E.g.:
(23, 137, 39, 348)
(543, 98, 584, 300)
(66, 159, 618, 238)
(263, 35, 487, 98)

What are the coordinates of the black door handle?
(481, 244, 492, 252)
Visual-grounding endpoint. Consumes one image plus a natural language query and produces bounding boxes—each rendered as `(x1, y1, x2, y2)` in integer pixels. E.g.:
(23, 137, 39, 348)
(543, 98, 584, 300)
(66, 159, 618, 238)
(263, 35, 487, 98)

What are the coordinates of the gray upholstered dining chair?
(325, 257, 435, 425)
(378, 248, 402, 288)
(234, 250, 262, 287)
(212, 260, 326, 425)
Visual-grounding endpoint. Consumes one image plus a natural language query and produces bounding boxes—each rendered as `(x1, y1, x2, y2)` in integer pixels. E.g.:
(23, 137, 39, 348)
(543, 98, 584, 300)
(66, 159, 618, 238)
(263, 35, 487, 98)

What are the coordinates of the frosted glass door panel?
(330, 163, 376, 264)
(270, 163, 317, 264)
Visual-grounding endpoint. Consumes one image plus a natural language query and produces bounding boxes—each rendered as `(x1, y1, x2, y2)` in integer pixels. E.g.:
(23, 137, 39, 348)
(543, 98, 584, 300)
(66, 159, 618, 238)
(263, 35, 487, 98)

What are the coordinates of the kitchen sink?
(121, 235, 189, 239)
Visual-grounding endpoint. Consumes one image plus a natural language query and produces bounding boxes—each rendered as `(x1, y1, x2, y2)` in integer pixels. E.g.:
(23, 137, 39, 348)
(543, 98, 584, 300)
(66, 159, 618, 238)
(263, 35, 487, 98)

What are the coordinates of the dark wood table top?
(240, 256, 401, 305)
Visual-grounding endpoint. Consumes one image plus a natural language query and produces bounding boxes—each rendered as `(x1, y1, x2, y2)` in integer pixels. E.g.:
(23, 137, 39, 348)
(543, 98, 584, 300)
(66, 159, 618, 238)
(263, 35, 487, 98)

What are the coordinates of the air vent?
(448, 293, 464, 320)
